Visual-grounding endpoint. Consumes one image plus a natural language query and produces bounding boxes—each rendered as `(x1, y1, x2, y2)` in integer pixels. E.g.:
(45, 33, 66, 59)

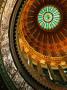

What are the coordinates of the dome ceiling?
(1, 0, 67, 90)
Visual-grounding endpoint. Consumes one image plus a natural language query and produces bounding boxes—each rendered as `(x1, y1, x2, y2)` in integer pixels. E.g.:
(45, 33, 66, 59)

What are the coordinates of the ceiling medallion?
(9, 0, 67, 90)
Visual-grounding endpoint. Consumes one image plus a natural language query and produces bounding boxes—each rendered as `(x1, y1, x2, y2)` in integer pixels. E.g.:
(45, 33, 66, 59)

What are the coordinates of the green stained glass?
(38, 6, 61, 30)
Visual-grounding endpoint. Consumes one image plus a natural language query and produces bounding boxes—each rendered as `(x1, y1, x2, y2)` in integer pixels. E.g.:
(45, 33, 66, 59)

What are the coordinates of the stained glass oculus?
(38, 6, 61, 30)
